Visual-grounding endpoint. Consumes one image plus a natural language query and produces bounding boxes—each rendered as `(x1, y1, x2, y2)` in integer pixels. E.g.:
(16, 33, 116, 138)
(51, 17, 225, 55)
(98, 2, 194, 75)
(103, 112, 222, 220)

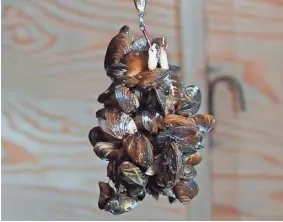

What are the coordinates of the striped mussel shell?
(114, 85, 140, 114)
(119, 161, 148, 187)
(88, 126, 122, 148)
(104, 25, 133, 71)
(191, 114, 215, 135)
(130, 36, 149, 52)
(96, 107, 137, 140)
(154, 76, 175, 115)
(156, 122, 199, 145)
(103, 193, 139, 215)
(123, 132, 154, 169)
(177, 135, 204, 152)
(93, 142, 123, 161)
(176, 85, 201, 117)
(168, 65, 183, 108)
(135, 68, 171, 90)
(155, 142, 183, 188)
(173, 179, 199, 204)
(182, 152, 202, 166)
(135, 110, 164, 134)
(179, 164, 197, 180)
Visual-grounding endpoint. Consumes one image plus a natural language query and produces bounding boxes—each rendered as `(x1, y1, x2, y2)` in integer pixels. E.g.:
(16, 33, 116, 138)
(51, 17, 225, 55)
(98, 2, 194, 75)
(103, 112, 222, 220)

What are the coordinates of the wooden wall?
(2, 0, 283, 221)
(206, 0, 283, 220)
(1, 0, 186, 220)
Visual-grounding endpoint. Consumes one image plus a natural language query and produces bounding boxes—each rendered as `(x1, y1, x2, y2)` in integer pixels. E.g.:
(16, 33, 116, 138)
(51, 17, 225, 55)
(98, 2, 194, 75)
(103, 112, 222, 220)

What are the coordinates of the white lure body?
(148, 43, 158, 71)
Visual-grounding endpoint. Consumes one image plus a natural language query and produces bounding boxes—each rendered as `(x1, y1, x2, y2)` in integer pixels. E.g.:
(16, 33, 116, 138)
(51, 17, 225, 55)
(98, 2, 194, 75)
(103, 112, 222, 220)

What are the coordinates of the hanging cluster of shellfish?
(88, 0, 215, 216)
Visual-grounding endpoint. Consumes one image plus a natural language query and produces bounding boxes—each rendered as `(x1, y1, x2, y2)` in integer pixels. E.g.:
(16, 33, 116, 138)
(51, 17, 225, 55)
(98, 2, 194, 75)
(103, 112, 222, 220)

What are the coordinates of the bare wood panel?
(1, 0, 186, 220)
(206, 0, 283, 220)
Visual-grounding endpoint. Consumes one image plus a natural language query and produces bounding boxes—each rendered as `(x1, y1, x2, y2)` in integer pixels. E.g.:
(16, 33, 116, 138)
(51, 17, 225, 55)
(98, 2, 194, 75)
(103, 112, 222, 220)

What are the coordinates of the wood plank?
(206, 0, 283, 220)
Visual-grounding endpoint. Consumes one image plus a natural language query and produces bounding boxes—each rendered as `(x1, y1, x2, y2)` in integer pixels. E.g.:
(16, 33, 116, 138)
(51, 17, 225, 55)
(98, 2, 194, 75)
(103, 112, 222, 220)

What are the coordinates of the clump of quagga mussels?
(88, 25, 215, 215)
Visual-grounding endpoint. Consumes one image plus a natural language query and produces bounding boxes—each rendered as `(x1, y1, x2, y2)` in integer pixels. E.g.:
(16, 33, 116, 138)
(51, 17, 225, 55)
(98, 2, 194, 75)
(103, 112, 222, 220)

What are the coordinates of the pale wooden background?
(206, 0, 283, 220)
(2, 0, 283, 221)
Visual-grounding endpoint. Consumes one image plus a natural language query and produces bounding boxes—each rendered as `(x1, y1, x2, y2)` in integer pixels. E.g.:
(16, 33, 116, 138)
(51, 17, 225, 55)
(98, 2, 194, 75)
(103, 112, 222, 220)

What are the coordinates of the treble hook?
(133, 0, 152, 47)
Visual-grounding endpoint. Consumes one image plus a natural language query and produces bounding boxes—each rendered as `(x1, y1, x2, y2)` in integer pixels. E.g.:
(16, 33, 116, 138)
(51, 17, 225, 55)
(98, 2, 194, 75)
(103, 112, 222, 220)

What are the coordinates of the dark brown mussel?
(98, 181, 115, 210)
(138, 89, 163, 114)
(119, 161, 148, 187)
(173, 179, 199, 204)
(176, 85, 202, 117)
(182, 152, 202, 166)
(97, 107, 137, 139)
(103, 193, 139, 215)
(155, 142, 182, 188)
(104, 25, 134, 72)
(93, 142, 123, 161)
(107, 161, 120, 184)
(88, 126, 122, 147)
(135, 110, 164, 134)
(123, 132, 154, 169)
(123, 51, 149, 77)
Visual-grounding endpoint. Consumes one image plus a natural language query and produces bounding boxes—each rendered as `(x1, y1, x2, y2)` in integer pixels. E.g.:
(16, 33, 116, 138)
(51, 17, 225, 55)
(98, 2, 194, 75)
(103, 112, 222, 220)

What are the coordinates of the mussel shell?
(168, 197, 177, 204)
(168, 65, 183, 107)
(192, 114, 215, 135)
(93, 142, 123, 161)
(104, 25, 133, 71)
(173, 179, 199, 204)
(115, 85, 140, 113)
(176, 85, 202, 117)
(182, 152, 202, 166)
(114, 75, 139, 88)
(157, 124, 199, 144)
(164, 114, 195, 127)
(123, 51, 149, 77)
(155, 142, 182, 188)
(135, 111, 163, 134)
(103, 193, 138, 215)
(98, 181, 115, 210)
(136, 69, 171, 89)
(107, 161, 120, 184)
(131, 36, 148, 52)
(139, 89, 163, 114)
(160, 188, 176, 199)
(88, 126, 121, 147)
(127, 185, 146, 201)
(177, 135, 204, 152)
(123, 132, 154, 169)
(98, 82, 116, 104)
(145, 154, 162, 176)
(119, 161, 148, 187)
(180, 164, 197, 180)
(97, 108, 137, 139)
(154, 77, 175, 115)
(106, 63, 128, 79)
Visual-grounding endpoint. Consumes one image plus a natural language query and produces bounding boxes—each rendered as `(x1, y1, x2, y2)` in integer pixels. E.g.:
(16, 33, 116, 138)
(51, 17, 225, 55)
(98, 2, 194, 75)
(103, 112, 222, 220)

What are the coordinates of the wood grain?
(206, 0, 283, 220)
(1, 0, 186, 220)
